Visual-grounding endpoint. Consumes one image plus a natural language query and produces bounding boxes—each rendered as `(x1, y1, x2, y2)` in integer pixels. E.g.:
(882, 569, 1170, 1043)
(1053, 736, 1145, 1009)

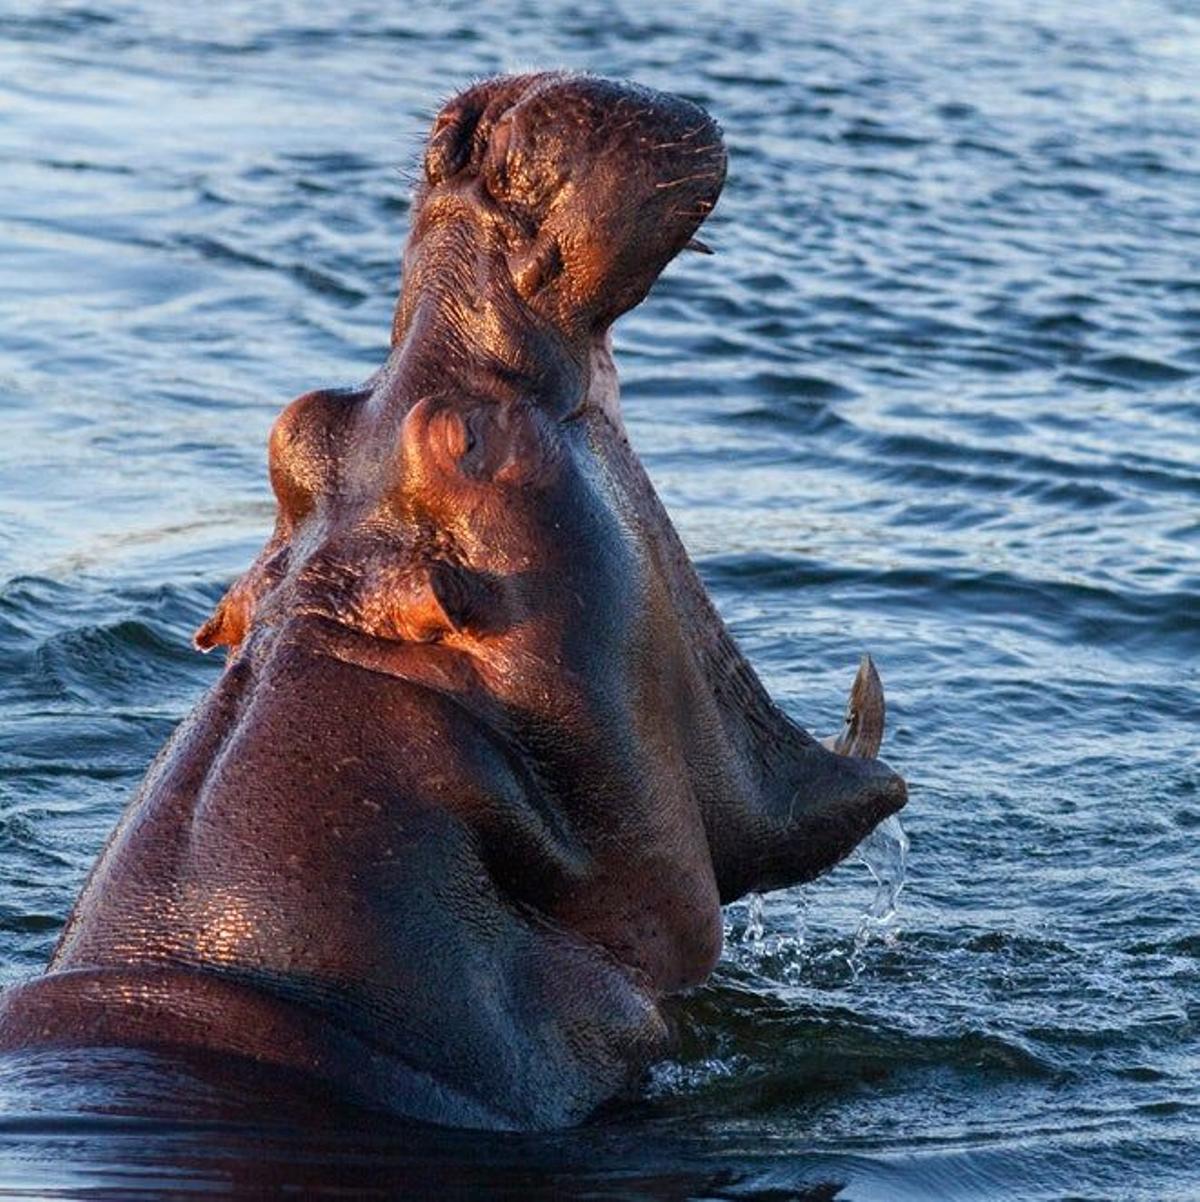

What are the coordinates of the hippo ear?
(194, 586, 251, 653)
(193, 540, 288, 655)
(425, 102, 482, 185)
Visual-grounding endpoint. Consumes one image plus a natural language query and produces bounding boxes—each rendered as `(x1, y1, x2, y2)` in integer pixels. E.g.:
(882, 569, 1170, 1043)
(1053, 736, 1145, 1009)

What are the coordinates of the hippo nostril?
(424, 74, 555, 189)
(482, 117, 515, 198)
(425, 104, 481, 185)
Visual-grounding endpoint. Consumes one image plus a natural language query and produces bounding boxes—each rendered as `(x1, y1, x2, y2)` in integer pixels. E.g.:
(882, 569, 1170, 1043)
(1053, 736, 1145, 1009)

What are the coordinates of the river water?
(1, 1, 1197, 1198)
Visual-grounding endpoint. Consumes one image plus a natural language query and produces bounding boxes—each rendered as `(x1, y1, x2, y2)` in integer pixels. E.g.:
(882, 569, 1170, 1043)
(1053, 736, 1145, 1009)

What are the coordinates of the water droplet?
(852, 814, 909, 962)
(744, 891, 765, 944)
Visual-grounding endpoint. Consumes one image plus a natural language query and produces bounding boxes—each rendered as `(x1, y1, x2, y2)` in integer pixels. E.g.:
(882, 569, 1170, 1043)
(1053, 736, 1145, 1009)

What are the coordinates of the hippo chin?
(0, 73, 906, 1131)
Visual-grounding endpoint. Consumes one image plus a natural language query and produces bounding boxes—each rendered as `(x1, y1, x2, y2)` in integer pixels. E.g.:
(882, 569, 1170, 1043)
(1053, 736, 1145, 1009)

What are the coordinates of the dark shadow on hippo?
(0, 73, 906, 1131)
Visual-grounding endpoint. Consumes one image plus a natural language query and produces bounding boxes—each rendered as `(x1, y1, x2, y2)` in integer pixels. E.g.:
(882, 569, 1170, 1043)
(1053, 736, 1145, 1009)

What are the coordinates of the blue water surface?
(0, 1, 1197, 1198)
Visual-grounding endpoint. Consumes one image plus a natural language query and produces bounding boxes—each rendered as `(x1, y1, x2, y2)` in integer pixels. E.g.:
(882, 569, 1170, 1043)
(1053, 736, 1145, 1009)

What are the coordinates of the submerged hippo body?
(0, 74, 906, 1130)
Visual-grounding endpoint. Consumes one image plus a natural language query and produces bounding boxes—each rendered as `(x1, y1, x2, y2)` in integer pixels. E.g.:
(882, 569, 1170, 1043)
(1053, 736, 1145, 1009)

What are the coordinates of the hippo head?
(193, 74, 905, 970)
(396, 72, 724, 352)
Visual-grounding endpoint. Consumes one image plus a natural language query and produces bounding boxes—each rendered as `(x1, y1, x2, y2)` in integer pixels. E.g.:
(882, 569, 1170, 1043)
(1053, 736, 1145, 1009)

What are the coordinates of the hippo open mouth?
(0, 74, 906, 1131)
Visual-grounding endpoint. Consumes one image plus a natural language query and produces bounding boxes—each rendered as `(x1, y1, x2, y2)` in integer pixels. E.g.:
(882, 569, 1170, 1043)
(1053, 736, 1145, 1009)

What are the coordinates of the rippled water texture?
(1, 1, 1198, 1197)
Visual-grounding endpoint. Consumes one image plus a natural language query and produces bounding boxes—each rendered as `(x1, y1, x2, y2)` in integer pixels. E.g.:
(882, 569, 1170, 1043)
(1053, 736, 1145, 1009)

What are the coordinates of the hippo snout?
(402, 72, 727, 340)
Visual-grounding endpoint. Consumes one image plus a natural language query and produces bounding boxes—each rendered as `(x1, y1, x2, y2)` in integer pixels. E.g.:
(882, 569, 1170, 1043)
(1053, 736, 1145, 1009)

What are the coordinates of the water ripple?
(1, 0, 1198, 1196)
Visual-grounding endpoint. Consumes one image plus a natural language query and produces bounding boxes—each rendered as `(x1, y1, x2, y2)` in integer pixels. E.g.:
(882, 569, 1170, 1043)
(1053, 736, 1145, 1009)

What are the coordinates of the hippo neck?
(388, 222, 586, 412)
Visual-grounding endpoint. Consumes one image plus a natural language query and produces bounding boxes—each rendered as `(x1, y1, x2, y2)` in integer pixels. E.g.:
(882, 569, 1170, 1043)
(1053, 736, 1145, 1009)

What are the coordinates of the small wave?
(0, 8, 115, 40)
(751, 371, 859, 402)
(0, 574, 219, 722)
(1074, 353, 1194, 385)
(701, 552, 1200, 657)
(841, 123, 934, 150)
(653, 982, 1057, 1116)
(175, 235, 369, 306)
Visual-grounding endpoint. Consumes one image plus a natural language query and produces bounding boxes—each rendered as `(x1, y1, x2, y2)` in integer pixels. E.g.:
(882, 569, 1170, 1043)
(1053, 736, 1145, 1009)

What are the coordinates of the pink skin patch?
(587, 330, 624, 437)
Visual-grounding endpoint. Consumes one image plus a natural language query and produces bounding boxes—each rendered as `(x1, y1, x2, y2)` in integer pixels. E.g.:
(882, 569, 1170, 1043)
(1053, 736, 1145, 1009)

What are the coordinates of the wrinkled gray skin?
(0, 74, 906, 1130)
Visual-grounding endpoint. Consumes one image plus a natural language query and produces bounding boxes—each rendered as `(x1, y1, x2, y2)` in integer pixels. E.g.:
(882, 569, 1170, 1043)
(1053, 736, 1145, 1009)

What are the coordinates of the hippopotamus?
(0, 73, 906, 1131)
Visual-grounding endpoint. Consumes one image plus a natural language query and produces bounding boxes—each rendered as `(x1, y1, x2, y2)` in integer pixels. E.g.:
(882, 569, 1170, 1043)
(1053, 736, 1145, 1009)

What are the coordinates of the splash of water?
(852, 813, 910, 954)
(729, 815, 908, 984)
(743, 891, 765, 944)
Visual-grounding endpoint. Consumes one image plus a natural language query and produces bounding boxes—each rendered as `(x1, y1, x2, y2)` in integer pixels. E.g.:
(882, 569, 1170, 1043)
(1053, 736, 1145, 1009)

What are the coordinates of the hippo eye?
(445, 413, 468, 457)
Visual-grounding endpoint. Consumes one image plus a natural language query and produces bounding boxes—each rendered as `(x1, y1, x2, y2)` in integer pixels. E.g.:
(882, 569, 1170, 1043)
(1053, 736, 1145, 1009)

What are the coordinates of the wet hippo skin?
(0, 73, 906, 1130)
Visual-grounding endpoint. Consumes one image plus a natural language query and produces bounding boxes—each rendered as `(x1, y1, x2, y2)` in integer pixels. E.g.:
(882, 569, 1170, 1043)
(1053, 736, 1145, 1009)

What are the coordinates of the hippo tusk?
(683, 236, 714, 254)
(822, 654, 886, 759)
